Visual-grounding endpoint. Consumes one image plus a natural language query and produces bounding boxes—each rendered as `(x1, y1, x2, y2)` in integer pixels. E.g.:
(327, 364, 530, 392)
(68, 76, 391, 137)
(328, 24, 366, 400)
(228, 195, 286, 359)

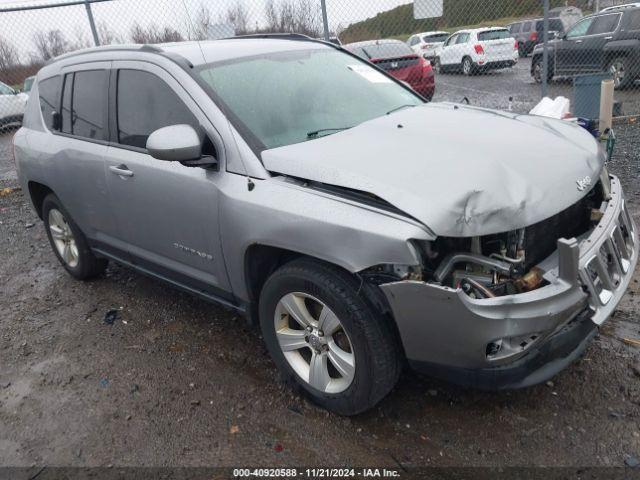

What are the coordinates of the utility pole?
(542, 0, 550, 97)
(320, 0, 330, 41)
(84, 0, 100, 46)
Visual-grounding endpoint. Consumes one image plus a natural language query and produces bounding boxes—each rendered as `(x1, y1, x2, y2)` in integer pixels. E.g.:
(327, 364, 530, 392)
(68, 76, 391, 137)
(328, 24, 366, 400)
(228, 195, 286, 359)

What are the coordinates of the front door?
(579, 13, 622, 72)
(104, 62, 232, 300)
(555, 16, 595, 74)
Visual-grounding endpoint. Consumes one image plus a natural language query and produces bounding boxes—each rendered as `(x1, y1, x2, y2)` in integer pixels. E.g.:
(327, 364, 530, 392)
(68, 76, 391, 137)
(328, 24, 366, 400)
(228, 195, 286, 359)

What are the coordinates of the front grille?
(580, 202, 635, 309)
(374, 56, 419, 71)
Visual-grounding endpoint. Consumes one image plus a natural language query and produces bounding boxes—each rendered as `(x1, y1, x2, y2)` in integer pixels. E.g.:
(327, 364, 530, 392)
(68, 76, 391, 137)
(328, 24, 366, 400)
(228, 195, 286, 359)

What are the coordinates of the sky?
(0, 0, 412, 61)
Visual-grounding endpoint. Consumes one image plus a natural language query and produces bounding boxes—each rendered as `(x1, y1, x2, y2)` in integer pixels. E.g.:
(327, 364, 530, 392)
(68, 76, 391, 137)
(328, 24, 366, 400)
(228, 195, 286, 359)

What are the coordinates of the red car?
(344, 39, 435, 101)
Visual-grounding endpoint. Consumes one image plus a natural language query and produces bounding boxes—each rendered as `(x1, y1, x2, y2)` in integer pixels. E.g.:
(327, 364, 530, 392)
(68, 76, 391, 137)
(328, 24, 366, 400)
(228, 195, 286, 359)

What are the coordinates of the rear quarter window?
(627, 10, 640, 30)
(37, 76, 61, 131)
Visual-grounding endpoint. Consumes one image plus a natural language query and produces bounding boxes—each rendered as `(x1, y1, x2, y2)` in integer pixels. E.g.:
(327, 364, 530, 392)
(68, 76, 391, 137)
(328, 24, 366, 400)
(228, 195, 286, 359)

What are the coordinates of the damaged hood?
(261, 103, 604, 237)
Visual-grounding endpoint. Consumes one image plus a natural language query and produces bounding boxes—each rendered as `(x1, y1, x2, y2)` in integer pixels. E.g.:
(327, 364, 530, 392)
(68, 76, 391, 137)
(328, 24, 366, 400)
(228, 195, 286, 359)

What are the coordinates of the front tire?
(259, 259, 402, 415)
(532, 56, 553, 84)
(462, 56, 474, 76)
(42, 193, 108, 280)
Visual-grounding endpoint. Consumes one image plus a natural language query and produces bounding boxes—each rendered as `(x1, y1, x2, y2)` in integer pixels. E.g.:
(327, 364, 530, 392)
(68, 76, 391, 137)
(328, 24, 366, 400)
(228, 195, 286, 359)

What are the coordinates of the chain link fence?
(1, 0, 639, 133)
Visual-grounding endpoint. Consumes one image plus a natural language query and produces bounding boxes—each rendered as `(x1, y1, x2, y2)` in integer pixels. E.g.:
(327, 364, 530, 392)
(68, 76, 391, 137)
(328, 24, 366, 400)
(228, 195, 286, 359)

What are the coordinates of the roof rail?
(223, 33, 313, 41)
(46, 43, 163, 65)
(600, 2, 640, 12)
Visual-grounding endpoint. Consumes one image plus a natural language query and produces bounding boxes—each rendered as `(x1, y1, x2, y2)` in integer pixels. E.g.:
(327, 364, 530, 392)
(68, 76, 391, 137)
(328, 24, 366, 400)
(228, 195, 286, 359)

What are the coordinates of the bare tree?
(98, 21, 123, 45)
(32, 30, 70, 61)
(0, 36, 19, 72)
(130, 23, 184, 44)
(264, 0, 321, 37)
(71, 25, 92, 51)
(190, 5, 212, 40)
(223, 2, 250, 35)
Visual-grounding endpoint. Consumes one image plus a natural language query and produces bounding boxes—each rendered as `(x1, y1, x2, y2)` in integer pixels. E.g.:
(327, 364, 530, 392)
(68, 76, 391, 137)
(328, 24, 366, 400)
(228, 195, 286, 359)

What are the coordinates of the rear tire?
(608, 56, 632, 90)
(42, 193, 108, 280)
(259, 258, 402, 415)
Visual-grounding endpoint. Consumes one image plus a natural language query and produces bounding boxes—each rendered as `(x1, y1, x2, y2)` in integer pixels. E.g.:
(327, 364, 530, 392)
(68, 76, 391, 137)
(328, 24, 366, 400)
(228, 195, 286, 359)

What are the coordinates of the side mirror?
(146, 124, 218, 169)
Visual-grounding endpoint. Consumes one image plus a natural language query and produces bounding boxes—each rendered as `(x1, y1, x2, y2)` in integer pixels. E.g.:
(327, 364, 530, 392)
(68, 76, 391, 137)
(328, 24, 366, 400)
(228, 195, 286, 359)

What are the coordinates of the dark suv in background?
(531, 5, 640, 89)
(508, 17, 566, 57)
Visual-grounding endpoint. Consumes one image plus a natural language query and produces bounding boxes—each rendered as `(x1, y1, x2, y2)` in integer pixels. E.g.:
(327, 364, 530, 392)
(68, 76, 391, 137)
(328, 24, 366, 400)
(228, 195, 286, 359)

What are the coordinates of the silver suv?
(14, 35, 637, 415)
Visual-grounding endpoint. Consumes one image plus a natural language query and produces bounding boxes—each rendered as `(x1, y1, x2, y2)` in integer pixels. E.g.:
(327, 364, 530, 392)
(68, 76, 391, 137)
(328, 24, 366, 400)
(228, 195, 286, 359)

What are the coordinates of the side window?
(629, 10, 640, 30)
(522, 22, 532, 33)
(444, 34, 457, 46)
(38, 76, 61, 130)
(567, 17, 594, 38)
(588, 14, 620, 35)
(116, 69, 198, 149)
(511, 23, 522, 34)
(456, 33, 469, 44)
(0, 83, 14, 95)
(61, 70, 108, 140)
(409, 36, 419, 46)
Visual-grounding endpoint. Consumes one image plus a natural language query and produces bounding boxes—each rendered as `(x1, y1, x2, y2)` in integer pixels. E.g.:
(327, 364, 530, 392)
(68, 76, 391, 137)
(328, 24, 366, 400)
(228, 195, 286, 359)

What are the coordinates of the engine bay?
(364, 181, 607, 299)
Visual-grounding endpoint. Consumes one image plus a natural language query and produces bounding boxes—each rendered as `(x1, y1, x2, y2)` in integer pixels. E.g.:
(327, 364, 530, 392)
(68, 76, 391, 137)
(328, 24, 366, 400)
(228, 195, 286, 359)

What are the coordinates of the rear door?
(104, 61, 232, 300)
(580, 13, 622, 71)
(53, 64, 122, 250)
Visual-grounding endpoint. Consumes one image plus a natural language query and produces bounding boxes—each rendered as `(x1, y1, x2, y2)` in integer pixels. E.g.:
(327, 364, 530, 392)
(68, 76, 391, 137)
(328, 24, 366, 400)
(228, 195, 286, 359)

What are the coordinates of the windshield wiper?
(307, 127, 352, 139)
(386, 104, 417, 115)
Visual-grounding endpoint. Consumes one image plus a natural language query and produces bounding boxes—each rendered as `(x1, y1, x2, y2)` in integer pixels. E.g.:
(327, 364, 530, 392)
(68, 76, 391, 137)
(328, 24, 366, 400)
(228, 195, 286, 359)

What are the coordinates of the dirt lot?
(0, 122, 639, 471)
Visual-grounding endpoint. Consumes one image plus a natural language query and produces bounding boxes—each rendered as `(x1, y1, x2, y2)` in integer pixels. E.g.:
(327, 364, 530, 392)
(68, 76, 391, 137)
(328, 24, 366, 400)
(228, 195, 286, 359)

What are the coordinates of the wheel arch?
(27, 181, 54, 219)
(243, 244, 406, 356)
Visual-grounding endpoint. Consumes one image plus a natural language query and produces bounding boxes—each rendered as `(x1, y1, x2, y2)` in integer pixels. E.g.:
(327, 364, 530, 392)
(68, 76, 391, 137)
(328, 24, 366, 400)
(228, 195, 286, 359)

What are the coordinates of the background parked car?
(531, 5, 640, 89)
(508, 17, 566, 57)
(434, 27, 518, 75)
(0, 81, 27, 129)
(345, 39, 435, 100)
(23, 76, 35, 94)
(407, 31, 450, 61)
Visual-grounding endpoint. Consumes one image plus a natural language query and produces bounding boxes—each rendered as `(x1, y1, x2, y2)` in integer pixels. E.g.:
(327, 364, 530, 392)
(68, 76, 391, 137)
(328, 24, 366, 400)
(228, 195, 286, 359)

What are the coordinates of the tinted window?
(66, 70, 108, 140)
(361, 42, 413, 59)
(629, 10, 640, 30)
(510, 23, 522, 33)
(38, 76, 61, 130)
(567, 17, 594, 38)
(536, 19, 565, 32)
(117, 69, 198, 149)
(423, 33, 448, 42)
(589, 13, 620, 34)
(478, 30, 511, 41)
(522, 22, 532, 32)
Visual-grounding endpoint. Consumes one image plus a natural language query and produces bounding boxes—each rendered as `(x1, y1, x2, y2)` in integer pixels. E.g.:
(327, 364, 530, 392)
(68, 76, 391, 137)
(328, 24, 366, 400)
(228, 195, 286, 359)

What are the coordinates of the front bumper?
(381, 175, 637, 388)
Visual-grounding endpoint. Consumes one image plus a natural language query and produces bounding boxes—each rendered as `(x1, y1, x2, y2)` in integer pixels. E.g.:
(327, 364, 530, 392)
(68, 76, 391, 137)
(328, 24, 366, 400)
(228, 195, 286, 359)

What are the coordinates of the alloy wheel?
(274, 292, 355, 394)
(463, 58, 472, 75)
(609, 59, 626, 89)
(48, 208, 79, 268)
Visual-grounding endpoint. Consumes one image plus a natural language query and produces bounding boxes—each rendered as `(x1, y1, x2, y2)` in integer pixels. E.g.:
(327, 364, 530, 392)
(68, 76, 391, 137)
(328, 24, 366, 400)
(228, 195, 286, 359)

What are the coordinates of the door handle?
(574, 39, 582, 44)
(605, 36, 613, 40)
(109, 164, 134, 177)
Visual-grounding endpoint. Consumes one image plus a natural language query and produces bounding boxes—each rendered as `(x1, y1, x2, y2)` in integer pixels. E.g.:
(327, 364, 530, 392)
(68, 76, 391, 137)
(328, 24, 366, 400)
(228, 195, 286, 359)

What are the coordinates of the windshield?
(198, 48, 423, 151)
(0, 82, 14, 95)
(477, 29, 511, 41)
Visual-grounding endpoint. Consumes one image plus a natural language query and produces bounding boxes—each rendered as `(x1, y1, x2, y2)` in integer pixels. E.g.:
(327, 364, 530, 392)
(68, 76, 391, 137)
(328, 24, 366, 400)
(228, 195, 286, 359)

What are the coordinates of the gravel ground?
(0, 120, 639, 470)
